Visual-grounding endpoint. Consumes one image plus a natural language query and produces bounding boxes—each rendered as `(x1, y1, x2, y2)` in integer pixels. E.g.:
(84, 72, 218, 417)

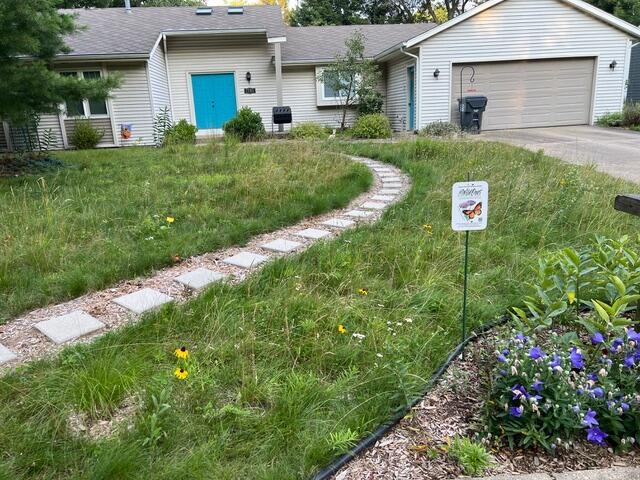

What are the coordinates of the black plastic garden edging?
(311, 316, 510, 480)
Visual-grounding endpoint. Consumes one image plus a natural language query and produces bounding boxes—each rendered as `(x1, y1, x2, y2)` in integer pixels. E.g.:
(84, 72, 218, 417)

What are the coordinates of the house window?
(320, 71, 352, 101)
(61, 71, 109, 117)
(316, 67, 361, 107)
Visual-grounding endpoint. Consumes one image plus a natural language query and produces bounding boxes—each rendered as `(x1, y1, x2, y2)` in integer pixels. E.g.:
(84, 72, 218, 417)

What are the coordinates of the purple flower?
(532, 379, 544, 393)
(497, 354, 508, 363)
(582, 409, 599, 428)
(570, 347, 584, 370)
(612, 337, 624, 351)
(509, 406, 524, 418)
(511, 384, 529, 400)
(627, 328, 640, 342)
(624, 355, 636, 368)
(591, 387, 605, 398)
(621, 402, 630, 412)
(587, 372, 598, 382)
(515, 332, 527, 343)
(591, 332, 605, 345)
(548, 354, 562, 369)
(529, 346, 546, 360)
(587, 427, 608, 446)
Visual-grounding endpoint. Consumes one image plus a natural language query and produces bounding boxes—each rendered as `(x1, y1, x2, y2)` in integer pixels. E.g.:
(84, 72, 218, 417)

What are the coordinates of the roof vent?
(196, 7, 213, 15)
(227, 6, 244, 14)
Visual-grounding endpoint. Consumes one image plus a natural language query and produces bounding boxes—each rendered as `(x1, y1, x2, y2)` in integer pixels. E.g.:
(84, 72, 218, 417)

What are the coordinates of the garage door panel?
(451, 58, 594, 130)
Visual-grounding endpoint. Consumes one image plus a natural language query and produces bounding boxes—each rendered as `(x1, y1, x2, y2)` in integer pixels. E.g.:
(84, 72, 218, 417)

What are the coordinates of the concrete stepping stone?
(378, 173, 398, 178)
(0, 344, 17, 364)
(383, 182, 402, 189)
(34, 311, 105, 344)
(113, 288, 174, 315)
(362, 201, 388, 210)
(345, 209, 374, 218)
(382, 176, 402, 182)
(323, 218, 355, 229)
(223, 251, 269, 269)
(295, 228, 332, 240)
(374, 168, 392, 172)
(379, 189, 401, 195)
(175, 268, 226, 290)
(371, 195, 396, 202)
(261, 238, 303, 253)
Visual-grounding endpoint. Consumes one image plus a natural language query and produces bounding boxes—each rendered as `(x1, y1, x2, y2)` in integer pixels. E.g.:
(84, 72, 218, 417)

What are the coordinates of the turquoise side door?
(407, 66, 416, 131)
(191, 73, 237, 130)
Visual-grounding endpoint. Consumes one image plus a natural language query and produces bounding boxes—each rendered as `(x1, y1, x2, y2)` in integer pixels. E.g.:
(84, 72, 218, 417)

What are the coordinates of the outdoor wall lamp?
(610, 60, 617, 70)
(433, 68, 440, 78)
(246, 71, 252, 82)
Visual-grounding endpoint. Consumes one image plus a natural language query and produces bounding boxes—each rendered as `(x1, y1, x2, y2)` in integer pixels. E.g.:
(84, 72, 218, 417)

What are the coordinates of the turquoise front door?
(407, 66, 416, 131)
(191, 73, 237, 130)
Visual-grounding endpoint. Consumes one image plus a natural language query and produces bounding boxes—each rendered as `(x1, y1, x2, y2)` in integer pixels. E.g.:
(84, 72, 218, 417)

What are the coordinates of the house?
(629, 43, 640, 102)
(2, 0, 639, 151)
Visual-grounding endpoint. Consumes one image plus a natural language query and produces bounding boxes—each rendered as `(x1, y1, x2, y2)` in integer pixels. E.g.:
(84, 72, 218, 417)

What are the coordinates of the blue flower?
(627, 328, 640, 342)
(591, 387, 605, 398)
(621, 402, 630, 412)
(497, 353, 508, 363)
(612, 337, 624, 351)
(515, 332, 528, 343)
(587, 427, 608, 446)
(509, 406, 524, 418)
(511, 384, 529, 400)
(624, 355, 635, 368)
(582, 409, 599, 428)
(529, 346, 545, 360)
(570, 347, 584, 370)
(591, 332, 605, 345)
(587, 372, 598, 382)
(548, 354, 562, 369)
(532, 379, 544, 393)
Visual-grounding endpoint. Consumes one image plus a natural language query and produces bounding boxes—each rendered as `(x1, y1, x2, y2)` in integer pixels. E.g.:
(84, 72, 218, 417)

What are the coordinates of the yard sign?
(451, 181, 489, 357)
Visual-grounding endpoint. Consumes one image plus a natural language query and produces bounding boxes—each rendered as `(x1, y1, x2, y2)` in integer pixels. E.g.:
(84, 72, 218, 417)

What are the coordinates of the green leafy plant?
(69, 119, 103, 150)
(223, 107, 265, 142)
(622, 102, 640, 127)
(596, 111, 624, 127)
(448, 437, 494, 476)
(419, 121, 461, 137)
(39, 128, 57, 152)
(152, 106, 173, 147)
(351, 113, 392, 139)
(357, 90, 385, 116)
(327, 428, 359, 453)
(289, 122, 329, 140)
(164, 119, 197, 146)
(140, 389, 171, 448)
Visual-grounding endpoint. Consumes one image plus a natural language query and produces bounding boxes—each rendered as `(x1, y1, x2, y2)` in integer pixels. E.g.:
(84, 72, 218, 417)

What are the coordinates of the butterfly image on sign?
(452, 181, 489, 231)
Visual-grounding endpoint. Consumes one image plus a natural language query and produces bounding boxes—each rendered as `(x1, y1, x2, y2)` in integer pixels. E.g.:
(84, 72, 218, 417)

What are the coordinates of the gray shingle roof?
(282, 23, 437, 63)
(59, 5, 287, 59)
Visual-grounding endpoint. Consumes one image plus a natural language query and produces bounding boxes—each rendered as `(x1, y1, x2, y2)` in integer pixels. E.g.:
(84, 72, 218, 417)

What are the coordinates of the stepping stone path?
(34, 311, 105, 345)
(261, 239, 303, 253)
(175, 268, 226, 290)
(0, 154, 409, 369)
(223, 252, 269, 269)
(113, 288, 174, 315)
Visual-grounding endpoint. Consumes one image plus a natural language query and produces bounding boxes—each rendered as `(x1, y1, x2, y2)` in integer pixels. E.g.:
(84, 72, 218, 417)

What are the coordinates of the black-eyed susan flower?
(174, 367, 189, 380)
(338, 324, 347, 334)
(357, 288, 369, 296)
(174, 346, 189, 360)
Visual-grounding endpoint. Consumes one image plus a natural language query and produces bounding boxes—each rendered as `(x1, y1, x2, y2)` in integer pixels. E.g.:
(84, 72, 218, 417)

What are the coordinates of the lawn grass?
(1, 139, 639, 479)
(0, 143, 371, 322)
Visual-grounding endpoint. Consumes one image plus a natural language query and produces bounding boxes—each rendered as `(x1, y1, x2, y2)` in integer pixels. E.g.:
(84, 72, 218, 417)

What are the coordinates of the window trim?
(58, 69, 111, 119)
(315, 66, 360, 107)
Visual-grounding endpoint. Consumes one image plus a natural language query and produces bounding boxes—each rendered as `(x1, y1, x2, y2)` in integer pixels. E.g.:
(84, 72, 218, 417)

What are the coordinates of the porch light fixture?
(433, 68, 440, 78)
(610, 60, 617, 70)
(246, 72, 252, 83)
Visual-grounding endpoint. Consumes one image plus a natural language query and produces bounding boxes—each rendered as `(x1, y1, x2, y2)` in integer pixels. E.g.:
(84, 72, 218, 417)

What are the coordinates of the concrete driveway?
(479, 126, 640, 182)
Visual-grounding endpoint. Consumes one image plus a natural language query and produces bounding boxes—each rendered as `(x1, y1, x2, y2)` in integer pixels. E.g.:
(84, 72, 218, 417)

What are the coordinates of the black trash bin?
(458, 96, 488, 133)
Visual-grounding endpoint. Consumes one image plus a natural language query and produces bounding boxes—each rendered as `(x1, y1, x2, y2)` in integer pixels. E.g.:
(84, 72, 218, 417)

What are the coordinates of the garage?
(451, 58, 595, 130)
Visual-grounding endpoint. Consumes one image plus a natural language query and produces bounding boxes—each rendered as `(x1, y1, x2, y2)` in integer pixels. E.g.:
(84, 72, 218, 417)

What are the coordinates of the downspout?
(163, 33, 175, 123)
(400, 45, 420, 131)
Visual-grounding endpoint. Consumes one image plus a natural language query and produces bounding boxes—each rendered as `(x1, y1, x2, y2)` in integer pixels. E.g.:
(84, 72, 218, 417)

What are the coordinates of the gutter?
(54, 53, 150, 62)
(400, 44, 420, 131)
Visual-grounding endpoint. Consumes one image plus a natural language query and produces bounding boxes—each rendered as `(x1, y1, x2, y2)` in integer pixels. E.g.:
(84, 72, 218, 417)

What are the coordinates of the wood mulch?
(0, 153, 64, 177)
(335, 327, 640, 479)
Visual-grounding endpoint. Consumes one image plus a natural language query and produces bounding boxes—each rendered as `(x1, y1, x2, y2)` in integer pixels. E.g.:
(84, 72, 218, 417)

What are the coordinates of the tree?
(55, 0, 203, 7)
(0, 0, 119, 124)
(289, 0, 366, 26)
(584, 0, 640, 26)
(318, 30, 383, 129)
(423, 0, 480, 21)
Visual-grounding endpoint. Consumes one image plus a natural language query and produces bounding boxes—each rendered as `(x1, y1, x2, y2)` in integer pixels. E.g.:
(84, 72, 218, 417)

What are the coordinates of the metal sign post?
(452, 180, 489, 359)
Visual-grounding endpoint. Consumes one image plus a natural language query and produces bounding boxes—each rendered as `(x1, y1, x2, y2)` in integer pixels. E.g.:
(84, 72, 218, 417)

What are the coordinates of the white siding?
(110, 63, 155, 146)
(149, 43, 172, 117)
(167, 35, 279, 131)
(282, 66, 357, 129)
(36, 114, 65, 150)
(417, 0, 633, 128)
(385, 57, 415, 131)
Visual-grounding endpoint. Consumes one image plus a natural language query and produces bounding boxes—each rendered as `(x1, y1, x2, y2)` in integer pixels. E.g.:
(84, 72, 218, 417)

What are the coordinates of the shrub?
(420, 121, 461, 138)
(622, 102, 640, 127)
(164, 119, 197, 146)
(69, 120, 103, 150)
(351, 113, 392, 139)
(448, 437, 494, 476)
(596, 112, 624, 127)
(223, 107, 265, 142)
(357, 90, 385, 116)
(289, 122, 329, 140)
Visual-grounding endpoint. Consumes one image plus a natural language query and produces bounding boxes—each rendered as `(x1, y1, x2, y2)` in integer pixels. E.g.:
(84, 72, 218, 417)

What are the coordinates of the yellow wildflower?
(357, 288, 369, 296)
(338, 324, 347, 334)
(174, 346, 189, 360)
(174, 367, 189, 380)
(560, 179, 567, 187)
(422, 224, 433, 235)
(568, 292, 576, 305)
(166, 216, 175, 224)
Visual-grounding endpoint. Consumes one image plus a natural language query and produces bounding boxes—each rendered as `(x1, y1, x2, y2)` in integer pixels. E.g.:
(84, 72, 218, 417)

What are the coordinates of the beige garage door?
(451, 58, 595, 130)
